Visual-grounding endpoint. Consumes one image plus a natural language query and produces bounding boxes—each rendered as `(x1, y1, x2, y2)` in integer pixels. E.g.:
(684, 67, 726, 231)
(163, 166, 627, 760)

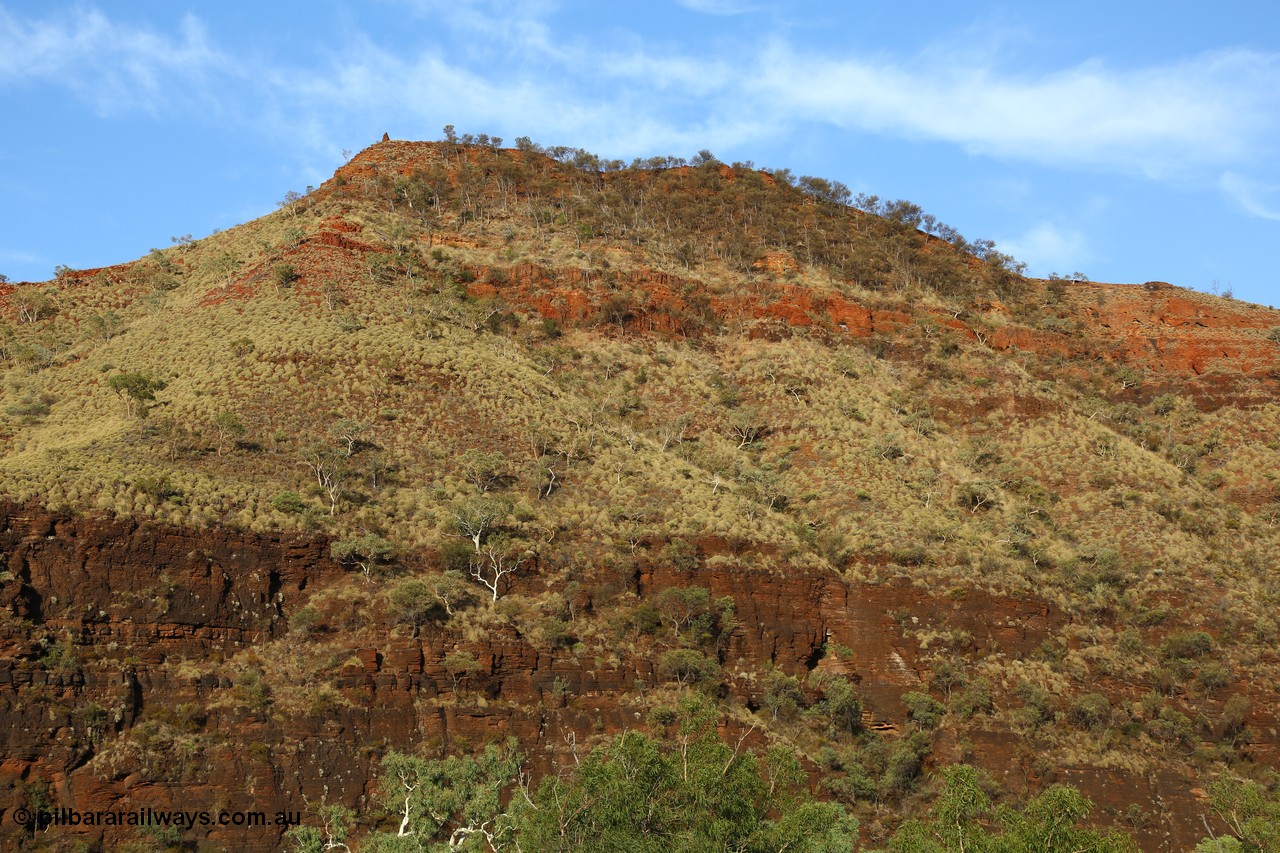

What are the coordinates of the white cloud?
(1219, 172, 1280, 221)
(0, 248, 44, 266)
(998, 223, 1090, 277)
(309, 15, 1280, 183)
(0, 7, 228, 114)
(746, 45, 1280, 180)
(676, 0, 762, 14)
(4, 6, 1278, 194)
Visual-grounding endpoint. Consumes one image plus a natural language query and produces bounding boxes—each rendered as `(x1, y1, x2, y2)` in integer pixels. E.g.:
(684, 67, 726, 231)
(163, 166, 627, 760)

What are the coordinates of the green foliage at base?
(512, 697, 857, 853)
(883, 765, 1138, 852)
(288, 698, 858, 853)
(1194, 774, 1280, 852)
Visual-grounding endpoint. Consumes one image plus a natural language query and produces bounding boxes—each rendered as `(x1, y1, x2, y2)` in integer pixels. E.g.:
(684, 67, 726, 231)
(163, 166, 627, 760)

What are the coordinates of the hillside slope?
(1, 138, 1279, 851)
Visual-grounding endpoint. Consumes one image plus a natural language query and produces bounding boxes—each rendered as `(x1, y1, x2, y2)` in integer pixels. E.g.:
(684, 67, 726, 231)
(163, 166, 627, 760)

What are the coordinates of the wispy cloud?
(0, 248, 44, 266)
(998, 223, 1090, 276)
(301, 12, 1280, 184)
(1219, 172, 1280, 221)
(676, 0, 763, 14)
(746, 45, 1280, 180)
(5, 5, 1278, 197)
(0, 7, 229, 115)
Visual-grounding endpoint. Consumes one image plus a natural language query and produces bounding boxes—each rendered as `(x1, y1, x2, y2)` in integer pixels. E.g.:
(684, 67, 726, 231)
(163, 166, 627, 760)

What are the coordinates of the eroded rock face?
(457, 254, 1280, 410)
(0, 503, 1267, 851)
(0, 502, 346, 849)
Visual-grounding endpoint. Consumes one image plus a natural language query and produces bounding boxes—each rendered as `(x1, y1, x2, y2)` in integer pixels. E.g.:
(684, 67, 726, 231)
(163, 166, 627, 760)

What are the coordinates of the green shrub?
(1196, 661, 1232, 691)
(1161, 631, 1214, 661)
(656, 649, 721, 691)
(814, 675, 863, 736)
(631, 604, 662, 635)
(4, 389, 54, 422)
(39, 635, 79, 671)
(270, 491, 307, 514)
(439, 539, 474, 573)
(1220, 696, 1251, 742)
(951, 680, 993, 720)
(1151, 706, 1194, 746)
(1067, 693, 1112, 731)
(289, 606, 321, 636)
(903, 691, 945, 729)
(135, 474, 180, 503)
(273, 262, 299, 288)
(1015, 682, 1055, 727)
(229, 337, 256, 357)
(760, 669, 804, 722)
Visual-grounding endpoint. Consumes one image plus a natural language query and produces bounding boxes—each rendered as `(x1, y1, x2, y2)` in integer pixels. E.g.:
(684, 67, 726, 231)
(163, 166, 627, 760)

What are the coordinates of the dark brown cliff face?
(0, 502, 344, 850)
(1, 502, 1254, 851)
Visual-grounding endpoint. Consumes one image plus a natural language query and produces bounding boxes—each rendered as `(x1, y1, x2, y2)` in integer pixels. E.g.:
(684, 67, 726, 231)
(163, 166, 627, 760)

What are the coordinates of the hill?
(1, 136, 1279, 851)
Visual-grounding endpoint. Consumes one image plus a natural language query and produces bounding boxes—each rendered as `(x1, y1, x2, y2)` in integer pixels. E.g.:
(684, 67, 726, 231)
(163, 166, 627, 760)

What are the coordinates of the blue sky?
(2, 1, 1279, 305)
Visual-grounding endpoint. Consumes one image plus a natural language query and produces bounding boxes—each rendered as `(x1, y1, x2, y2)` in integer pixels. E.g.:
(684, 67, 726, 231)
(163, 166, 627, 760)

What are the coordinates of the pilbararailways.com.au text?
(12, 806, 301, 830)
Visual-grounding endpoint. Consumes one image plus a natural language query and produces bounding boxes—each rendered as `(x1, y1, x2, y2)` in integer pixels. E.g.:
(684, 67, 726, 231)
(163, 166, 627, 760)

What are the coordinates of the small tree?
(371, 740, 520, 848)
(429, 570, 477, 616)
(1197, 775, 1280, 852)
(107, 373, 166, 418)
(902, 691, 946, 729)
(812, 673, 863, 737)
(737, 465, 788, 513)
(329, 418, 369, 457)
(458, 448, 508, 492)
(509, 695, 859, 850)
(300, 445, 351, 515)
(273, 262, 300, 292)
(211, 251, 241, 287)
(657, 413, 693, 451)
(451, 496, 509, 552)
(14, 288, 56, 324)
(761, 669, 804, 721)
(212, 411, 246, 457)
(330, 533, 395, 580)
(277, 190, 304, 217)
(653, 586, 712, 639)
(889, 765, 1139, 852)
(281, 227, 306, 250)
(441, 650, 484, 697)
(85, 310, 123, 341)
(386, 578, 438, 637)
(150, 415, 198, 461)
(365, 449, 396, 490)
(320, 281, 346, 310)
(727, 406, 767, 448)
(285, 803, 354, 853)
(469, 536, 528, 602)
(657, 648, 722, 691)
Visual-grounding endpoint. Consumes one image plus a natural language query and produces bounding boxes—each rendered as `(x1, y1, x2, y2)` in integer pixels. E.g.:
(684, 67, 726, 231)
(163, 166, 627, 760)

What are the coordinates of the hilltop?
(1, 136, 1279, 851)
